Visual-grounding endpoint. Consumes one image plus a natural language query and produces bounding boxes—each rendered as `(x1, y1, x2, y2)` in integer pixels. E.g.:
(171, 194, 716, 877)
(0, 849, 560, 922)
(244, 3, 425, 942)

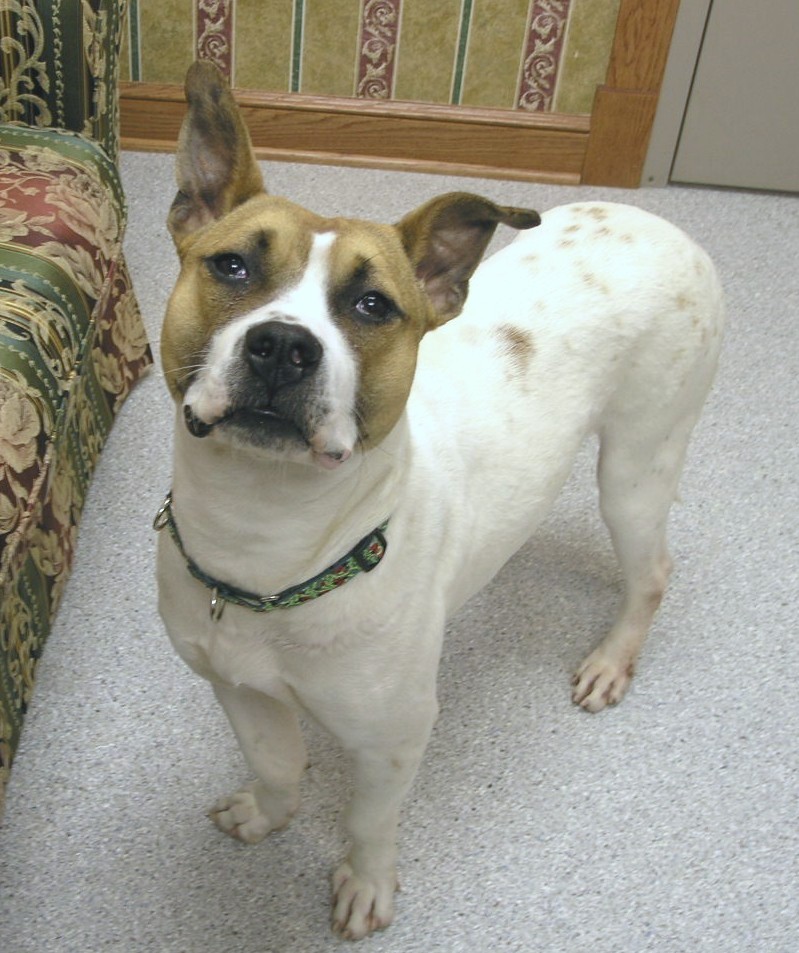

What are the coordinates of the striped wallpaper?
(122, 0, 620, 114)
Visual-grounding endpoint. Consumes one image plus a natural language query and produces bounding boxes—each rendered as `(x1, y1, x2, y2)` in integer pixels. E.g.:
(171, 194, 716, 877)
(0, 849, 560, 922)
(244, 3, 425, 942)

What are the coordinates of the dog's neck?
(169, 410, 410, 595)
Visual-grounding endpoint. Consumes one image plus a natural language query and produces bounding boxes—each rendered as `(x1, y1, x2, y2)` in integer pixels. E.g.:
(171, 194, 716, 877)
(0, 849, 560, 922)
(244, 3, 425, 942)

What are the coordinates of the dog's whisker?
(166, 362, 206, 385)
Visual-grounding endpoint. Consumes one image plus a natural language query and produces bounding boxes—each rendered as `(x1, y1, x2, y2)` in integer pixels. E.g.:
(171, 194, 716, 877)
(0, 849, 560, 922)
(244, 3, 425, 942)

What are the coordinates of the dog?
(155, 62, 723, 939)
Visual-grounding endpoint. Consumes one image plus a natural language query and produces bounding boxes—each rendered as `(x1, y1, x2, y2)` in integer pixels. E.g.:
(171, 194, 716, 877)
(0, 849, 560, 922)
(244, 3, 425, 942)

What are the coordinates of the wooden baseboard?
(582, 0, 682, 187)
(581, 86, 659, 188)
(120, 83, 590, 184)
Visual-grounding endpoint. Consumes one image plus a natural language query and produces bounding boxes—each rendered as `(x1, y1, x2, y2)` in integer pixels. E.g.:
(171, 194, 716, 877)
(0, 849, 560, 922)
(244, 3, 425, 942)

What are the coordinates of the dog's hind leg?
(572, 409, 701, 713)
(209, 684, 308, 842)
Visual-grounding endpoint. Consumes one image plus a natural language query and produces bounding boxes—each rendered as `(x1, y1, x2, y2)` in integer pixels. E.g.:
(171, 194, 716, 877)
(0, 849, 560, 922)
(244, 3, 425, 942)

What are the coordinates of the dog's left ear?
(396, 192, 540, 325)
(168, 61, 264, 243)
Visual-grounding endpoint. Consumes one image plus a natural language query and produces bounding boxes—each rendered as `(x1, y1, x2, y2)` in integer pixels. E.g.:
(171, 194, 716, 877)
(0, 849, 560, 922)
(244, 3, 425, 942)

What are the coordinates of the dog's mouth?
(184, 403, 300, 439)
(183, 405, 351, 469)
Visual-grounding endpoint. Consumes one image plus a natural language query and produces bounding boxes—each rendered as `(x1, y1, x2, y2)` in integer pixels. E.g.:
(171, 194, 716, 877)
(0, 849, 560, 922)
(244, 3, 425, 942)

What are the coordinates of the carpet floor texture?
(1, 152, 797, 953)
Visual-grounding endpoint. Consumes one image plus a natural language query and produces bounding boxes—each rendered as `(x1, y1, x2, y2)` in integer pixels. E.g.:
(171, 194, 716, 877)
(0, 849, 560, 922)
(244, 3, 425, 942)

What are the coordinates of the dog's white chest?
(156, 534, 291, 692)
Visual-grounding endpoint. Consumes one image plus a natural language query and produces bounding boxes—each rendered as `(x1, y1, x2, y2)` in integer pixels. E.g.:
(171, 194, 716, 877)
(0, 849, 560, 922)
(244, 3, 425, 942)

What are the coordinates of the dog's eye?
(354, 291, 396, 323)
(210, 254, 250, 281)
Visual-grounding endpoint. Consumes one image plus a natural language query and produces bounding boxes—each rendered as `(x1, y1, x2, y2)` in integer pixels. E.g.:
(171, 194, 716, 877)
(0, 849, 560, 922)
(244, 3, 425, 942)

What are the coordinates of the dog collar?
(154, 492, 389, 622)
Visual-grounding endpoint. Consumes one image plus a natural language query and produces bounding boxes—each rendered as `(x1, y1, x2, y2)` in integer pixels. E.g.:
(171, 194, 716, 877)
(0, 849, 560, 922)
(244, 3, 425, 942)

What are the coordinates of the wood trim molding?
(120, 82, 589, 184)
(119, 2, 681, 187)
(582, 0, 682, 187)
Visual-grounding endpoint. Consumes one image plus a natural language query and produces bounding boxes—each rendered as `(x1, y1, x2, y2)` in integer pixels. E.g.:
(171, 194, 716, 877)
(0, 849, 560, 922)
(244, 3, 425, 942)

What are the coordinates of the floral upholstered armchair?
(0, 0, 152, 816)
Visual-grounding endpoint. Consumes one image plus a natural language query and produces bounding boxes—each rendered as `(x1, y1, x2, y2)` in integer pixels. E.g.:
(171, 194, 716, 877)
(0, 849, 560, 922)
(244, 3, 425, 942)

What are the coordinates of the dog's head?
(161, 62, 540, 469)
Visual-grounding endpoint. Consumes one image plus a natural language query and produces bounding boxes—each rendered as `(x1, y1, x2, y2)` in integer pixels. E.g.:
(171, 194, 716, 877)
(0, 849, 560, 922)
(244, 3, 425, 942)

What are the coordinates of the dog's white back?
(404, 201, 722, 612)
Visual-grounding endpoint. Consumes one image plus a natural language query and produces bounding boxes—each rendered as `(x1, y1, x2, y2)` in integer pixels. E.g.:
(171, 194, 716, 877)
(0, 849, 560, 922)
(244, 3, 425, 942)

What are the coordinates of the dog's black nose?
(244, 321, 322, 386)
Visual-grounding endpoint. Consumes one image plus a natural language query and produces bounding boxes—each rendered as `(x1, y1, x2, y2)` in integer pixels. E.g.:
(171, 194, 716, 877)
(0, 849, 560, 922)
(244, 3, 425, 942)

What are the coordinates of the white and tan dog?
(156, 63, 723, 939)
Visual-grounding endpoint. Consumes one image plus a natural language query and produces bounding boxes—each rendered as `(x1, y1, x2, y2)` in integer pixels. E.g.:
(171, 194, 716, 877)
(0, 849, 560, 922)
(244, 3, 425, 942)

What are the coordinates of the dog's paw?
(208, 783, 293, 844)
(331, 861, 397, 941)
(572, 650, 635, 713)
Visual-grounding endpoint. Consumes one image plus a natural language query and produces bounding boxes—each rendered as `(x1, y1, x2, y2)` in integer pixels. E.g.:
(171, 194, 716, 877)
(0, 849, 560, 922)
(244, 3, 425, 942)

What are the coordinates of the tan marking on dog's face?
(323, 220, 438, 447)
(161, 194, 441, 458)
(161, 194, 320, 398)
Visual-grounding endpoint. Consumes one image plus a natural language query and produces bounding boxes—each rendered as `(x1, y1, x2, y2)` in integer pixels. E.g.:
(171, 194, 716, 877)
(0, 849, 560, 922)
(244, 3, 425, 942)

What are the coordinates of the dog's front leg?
(331, 710, 437, 940)
(209, 683, 308, 843)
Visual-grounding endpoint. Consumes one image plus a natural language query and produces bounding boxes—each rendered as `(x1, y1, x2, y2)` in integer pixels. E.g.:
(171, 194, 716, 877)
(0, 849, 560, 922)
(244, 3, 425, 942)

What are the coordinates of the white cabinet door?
(671, 0, 799, 193)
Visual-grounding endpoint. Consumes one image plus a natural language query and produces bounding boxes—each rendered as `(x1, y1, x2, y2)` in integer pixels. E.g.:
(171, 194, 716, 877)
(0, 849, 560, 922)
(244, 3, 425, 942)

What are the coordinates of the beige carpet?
(1, 152, 797, 953)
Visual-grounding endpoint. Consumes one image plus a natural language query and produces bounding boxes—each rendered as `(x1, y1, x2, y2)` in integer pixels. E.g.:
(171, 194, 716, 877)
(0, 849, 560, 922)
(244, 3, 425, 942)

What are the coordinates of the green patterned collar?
(154, 492, 389, 622)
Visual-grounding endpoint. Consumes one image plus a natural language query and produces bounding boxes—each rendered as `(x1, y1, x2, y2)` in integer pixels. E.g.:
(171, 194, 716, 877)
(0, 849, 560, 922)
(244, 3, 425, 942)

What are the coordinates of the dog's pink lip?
(184, 404, 215, 437)
(314, 448, 352, 470)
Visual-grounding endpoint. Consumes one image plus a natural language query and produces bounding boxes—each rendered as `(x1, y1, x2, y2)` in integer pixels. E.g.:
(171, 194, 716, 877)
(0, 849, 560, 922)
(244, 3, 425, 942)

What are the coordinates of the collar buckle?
(153, 494, 172, 532)
(210, 588, 226, 622)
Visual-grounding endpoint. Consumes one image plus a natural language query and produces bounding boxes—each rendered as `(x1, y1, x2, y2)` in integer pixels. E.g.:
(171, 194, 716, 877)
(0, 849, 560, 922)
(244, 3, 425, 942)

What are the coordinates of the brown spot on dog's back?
(495, 324, 535, 377)
(587, 206, 609, 221)
(581, 268, 611, 296)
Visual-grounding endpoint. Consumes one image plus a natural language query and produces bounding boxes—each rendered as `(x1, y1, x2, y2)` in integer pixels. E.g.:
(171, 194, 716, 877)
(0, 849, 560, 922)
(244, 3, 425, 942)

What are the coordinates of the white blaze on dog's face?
(161, 62, 540, 468)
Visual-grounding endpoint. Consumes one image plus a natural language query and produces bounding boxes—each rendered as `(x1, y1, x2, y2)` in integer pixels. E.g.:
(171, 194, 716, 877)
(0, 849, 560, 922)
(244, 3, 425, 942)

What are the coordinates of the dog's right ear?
(396, 192, 541, 327)
(168, 61, 264, 243)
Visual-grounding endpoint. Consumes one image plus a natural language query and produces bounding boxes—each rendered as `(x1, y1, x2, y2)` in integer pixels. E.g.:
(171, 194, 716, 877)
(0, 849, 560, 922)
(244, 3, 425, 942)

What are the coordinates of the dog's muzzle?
(183, 320, 324, 440)
(180, 320, 353, 470)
